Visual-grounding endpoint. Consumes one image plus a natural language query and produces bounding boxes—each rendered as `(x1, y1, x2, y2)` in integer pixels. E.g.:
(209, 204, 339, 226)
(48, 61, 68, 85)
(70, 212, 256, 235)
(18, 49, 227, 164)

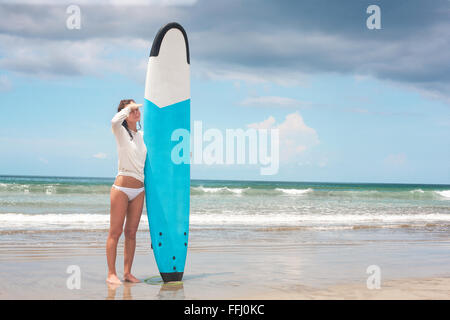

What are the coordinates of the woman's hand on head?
(128, 103, 143, 111)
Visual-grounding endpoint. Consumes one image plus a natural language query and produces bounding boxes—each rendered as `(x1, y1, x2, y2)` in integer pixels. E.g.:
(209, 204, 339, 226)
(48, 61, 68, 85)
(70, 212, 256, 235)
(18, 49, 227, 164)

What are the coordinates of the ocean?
(1, 175, 449, 234)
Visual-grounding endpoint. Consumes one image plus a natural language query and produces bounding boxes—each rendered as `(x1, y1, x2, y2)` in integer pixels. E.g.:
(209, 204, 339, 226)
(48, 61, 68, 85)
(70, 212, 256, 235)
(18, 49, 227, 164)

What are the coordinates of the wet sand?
(0, 231, 449, 300)
(250, 277, 450, 300)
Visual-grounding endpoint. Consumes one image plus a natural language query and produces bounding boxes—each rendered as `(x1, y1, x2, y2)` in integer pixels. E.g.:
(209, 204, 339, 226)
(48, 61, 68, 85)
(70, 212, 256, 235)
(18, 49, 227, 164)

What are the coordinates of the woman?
(107, 99, 147, 284)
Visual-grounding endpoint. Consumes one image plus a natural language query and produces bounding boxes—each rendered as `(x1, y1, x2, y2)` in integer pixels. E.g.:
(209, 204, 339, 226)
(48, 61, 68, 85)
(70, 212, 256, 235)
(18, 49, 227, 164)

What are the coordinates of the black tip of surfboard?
(160, 272, 184, 283)
(150, 22, 190, 64)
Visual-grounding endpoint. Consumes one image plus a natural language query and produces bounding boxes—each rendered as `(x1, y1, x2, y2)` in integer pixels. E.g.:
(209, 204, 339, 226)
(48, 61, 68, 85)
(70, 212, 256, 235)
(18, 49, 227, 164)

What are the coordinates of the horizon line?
(0, 173, 449, 186)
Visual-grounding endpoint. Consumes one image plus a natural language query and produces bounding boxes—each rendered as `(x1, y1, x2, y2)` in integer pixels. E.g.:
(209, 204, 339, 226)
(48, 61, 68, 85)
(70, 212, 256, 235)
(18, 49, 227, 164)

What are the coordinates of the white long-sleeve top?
(111, 106, 147, 183)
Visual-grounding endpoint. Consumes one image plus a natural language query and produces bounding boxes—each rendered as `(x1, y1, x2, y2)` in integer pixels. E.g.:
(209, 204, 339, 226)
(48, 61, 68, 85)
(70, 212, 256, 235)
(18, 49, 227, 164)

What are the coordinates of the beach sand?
(1, 230, 449, 300)
(250, 277, 450, 300)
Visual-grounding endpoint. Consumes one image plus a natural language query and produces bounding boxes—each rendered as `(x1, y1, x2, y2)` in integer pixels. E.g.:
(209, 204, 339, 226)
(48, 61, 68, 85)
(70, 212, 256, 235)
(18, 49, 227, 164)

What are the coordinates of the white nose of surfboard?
(144, 24, 190, 108)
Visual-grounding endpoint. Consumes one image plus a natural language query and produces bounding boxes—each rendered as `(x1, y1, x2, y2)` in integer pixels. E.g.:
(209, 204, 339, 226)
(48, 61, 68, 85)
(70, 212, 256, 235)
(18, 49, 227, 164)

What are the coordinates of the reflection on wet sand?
(144, 275, 186, 299)
(157, 282, 185, 300)
(105, 278, 185, 300)
(106, 282, 120, 300)
(106, 282, 139, 300)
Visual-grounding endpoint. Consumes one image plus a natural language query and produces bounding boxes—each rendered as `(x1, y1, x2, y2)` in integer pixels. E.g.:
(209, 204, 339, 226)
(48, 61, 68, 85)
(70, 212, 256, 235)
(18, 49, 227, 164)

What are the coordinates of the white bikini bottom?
(112, 184, 144, 201)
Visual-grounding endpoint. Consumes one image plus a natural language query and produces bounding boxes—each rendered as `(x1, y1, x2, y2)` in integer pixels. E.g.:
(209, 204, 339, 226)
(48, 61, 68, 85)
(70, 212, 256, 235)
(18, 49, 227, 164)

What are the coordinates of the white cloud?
(344, 106, 422, 117)
(93, 152, 107, 159)
(0, 137, 83, 150)
(193, 61, 309, 87)
(247, 112, 319, 163)
(1, 1, 448, 103)
(38, 156, 49, 164)
(0, 34, 148, 83)
(384, 153, 407, 166)
(318, 158, 328, 167)
(247, 116, 276, 130)
(436, 118, 450, 127)
(0, 0, 197, 5)
(0, 74, 12, 92)
(240, 96, 309, 108)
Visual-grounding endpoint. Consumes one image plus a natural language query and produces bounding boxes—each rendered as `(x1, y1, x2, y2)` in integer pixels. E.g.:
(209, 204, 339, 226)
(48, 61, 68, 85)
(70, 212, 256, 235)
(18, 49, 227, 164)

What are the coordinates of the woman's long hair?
(117, 99, 142, 141)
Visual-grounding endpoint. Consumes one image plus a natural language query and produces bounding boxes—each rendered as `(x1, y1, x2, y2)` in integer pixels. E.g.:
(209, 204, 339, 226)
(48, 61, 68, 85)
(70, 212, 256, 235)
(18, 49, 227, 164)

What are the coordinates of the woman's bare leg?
(123, 190, 144, 283)
(106, 187, 128, 284)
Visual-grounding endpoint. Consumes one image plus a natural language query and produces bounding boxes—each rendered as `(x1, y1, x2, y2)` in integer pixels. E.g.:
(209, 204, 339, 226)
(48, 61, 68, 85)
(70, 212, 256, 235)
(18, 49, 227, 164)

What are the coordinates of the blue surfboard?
(143, 22, 190, 283)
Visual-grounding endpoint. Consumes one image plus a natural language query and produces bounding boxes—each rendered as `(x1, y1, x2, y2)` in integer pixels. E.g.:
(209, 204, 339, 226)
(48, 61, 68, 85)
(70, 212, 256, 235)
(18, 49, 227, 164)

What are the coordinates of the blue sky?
(0, 0, 449, 184)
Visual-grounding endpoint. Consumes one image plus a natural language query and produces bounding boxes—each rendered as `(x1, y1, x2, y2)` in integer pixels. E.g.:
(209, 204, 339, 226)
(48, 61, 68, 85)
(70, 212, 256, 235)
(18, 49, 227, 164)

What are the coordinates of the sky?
(0, 0, 449, 184)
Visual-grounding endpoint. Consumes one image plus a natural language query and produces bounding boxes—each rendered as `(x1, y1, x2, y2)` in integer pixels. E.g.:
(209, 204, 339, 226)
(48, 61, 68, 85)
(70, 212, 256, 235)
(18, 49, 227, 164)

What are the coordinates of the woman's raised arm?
(111, 106, 132, 134)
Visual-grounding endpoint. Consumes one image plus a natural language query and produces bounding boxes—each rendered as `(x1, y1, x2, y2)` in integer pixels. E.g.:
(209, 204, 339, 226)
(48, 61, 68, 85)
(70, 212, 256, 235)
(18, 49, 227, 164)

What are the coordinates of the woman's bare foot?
(106, 273, 123, 285)
(123, 273, 141, 283)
